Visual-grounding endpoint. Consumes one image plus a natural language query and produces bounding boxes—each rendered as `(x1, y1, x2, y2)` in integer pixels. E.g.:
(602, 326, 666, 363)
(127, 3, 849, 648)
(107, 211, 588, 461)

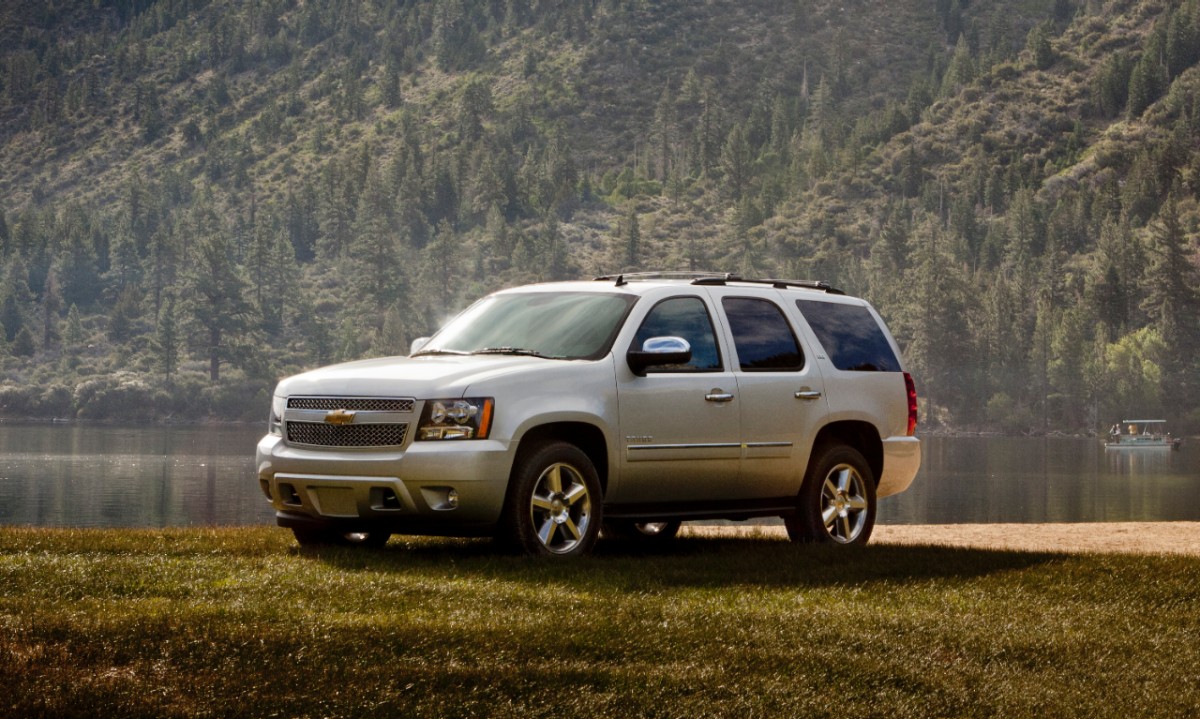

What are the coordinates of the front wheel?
(785, 444, 876, 545)
(499, 441, 603, 557)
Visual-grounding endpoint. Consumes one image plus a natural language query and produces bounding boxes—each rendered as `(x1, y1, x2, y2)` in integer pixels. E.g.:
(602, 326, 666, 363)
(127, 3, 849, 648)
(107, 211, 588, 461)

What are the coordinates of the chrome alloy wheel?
(529, 462, 594, 554)
(820, 463, 870, 543)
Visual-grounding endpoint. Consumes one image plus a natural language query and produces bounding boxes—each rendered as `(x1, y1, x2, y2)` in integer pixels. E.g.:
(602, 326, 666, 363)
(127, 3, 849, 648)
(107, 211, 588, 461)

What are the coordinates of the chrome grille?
(287, 397, 415, 412)
(286, 421, 410, 448)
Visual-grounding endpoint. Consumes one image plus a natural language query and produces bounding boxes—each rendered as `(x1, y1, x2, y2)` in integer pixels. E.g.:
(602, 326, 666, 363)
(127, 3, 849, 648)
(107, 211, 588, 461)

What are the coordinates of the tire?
(499, 441, 602, 557)
(293, 528, 392, 549)
(603, 520, 682, 542)
(785, 444, 876, 545)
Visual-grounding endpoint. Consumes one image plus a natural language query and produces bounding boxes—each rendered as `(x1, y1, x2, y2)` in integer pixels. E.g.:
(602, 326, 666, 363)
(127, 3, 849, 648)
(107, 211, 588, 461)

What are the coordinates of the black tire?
(292, 528, 392, 549)
(498, 441, 602, 557)
(602, 520, 683, 542)
(785, 443, 876, 545)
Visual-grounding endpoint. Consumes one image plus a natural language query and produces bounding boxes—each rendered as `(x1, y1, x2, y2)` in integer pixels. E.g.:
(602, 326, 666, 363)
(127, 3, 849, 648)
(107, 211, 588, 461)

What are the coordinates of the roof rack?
(593, 271, 843, 295)
(593, 271, 724, 285)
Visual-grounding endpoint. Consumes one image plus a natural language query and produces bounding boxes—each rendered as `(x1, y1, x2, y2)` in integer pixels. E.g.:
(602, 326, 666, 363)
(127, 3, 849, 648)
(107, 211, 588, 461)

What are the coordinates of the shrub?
(39, 385, 73, 417)
(202, 379, 272, 421)
(986, 392, 1036, 434)
(73, 374, 155, 420)
(0, 384, 38, 416)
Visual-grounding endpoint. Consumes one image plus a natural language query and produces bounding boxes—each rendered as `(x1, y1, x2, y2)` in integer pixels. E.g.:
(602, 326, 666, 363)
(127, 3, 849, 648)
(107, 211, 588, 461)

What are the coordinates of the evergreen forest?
(1, 0, 1199, 433)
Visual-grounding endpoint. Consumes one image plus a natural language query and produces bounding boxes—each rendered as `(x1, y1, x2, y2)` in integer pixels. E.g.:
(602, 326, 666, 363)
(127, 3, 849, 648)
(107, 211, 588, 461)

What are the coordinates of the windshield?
(418, 292, 638, 360)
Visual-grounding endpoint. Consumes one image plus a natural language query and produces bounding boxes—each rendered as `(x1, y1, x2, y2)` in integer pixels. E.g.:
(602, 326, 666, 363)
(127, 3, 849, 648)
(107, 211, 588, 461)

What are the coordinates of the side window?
(795, 299, 901, 372)
(722, 297, 804, 371)
(632, 296, 722, 371)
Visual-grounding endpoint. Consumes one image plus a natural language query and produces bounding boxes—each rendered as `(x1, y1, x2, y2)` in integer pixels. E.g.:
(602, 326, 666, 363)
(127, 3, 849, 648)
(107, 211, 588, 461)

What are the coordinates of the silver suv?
(255, 274, 920, 556)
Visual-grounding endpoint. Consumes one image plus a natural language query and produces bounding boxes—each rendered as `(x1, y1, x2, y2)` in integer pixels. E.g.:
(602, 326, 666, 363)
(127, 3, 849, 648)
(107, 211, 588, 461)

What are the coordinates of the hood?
(274, 354, 559, 398)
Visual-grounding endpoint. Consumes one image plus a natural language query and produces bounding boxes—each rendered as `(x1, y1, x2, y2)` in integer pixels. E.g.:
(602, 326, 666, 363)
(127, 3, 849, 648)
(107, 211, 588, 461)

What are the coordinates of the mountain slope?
(1, 0, 1198, 432)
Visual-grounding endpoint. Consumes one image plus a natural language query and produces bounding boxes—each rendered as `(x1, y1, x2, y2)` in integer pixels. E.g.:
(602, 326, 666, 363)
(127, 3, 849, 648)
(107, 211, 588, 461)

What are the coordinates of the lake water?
(1, 424, 1198, 528)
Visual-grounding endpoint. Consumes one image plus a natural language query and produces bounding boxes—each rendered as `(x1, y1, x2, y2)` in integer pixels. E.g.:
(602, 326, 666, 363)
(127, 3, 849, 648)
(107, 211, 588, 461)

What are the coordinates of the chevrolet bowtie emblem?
(324, 409, 357, 425)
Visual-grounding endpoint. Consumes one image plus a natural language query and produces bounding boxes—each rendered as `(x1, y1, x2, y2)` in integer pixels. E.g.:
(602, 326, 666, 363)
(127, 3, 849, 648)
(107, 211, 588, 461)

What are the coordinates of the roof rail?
(593, 271, 728, 286)
(593, 272, 843, 295)
(693, 275, 844, 295)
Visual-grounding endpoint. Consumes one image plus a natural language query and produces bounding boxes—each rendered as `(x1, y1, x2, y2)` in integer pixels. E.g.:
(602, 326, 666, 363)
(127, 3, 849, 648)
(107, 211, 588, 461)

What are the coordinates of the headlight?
(268, 395, 286, 436)
(417, 398, 493, 440)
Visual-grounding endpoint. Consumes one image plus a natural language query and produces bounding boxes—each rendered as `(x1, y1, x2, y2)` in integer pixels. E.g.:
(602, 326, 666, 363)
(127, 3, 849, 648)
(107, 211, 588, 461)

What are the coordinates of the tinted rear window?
(795, 300, 901, 372)
(722, 297, 804, 371)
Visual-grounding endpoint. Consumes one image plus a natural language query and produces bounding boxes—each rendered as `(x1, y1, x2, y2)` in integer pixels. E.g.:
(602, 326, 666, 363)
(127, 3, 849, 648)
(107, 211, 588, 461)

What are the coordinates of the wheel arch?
(513, 421, 610, 495)
(811, 420, 883, 486)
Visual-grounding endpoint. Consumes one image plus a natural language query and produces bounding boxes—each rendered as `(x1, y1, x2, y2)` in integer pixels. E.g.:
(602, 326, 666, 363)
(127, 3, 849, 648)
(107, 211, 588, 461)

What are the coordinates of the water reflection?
(0, 423, 271, 528)
(0, 425, 1197, 528)
(878, 436, 1200, 524)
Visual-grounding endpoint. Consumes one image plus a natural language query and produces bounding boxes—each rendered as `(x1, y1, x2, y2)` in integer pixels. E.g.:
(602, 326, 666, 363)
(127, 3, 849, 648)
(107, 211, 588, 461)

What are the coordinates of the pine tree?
(1026, 21, 1055, 70)
(623, 209, 641, 270)
(652, 83, 676, 180)
(1048, 304, 1092, 428)
(895, 216, 975, 425)
(183, 230, 253, 382)
(457, 75, 493, 143)
(108, 285, 141, 343)
(423, 220, 460, 307)
(370, 305, 407, 357)
(940, 33, 975, 96)
(540, 211, 567, 280)
(1140, 195, 1200, 415)
(40, 265, 62, 349)
(1090, 52, 1132, 118)
(63, 304, 85, 353)
(12, 326, 35, 357)
(1, 257, 32, 343)
(353, 173, 404, 313)
(1165, 2, 1200, 79)
(58, 203, 101, 308)
(720, 123, 752, 203)
(153, 292, 181, 387)
(1128, 34, 1168, 118)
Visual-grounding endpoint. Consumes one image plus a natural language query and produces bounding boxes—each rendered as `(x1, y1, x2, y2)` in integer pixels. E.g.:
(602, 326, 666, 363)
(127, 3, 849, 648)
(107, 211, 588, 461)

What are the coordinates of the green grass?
(2, 527, 1198, 718)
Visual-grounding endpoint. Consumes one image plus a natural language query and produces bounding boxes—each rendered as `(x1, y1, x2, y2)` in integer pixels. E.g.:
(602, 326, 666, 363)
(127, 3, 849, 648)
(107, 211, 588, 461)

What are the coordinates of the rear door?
(711, 289, 828, 499)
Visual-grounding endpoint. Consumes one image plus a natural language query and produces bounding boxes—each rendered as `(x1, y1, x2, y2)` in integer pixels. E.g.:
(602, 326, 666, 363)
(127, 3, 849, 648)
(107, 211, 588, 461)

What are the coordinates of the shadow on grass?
(299, 532, 1068, 590)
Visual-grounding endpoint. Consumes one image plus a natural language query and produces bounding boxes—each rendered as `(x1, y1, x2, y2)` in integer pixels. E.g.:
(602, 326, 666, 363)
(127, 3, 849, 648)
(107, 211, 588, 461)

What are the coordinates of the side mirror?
(627, 336, 692, 376)
(410, 337, 432, 355)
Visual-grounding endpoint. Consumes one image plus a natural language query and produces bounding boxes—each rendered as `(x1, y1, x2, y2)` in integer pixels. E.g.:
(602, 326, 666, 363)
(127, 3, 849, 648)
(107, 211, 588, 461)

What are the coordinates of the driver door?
(612, 295, 741, 504)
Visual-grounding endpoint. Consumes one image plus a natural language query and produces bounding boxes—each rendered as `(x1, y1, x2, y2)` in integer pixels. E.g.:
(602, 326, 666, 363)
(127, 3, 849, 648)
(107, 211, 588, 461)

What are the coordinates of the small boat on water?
(1105, 419, 1182, 450)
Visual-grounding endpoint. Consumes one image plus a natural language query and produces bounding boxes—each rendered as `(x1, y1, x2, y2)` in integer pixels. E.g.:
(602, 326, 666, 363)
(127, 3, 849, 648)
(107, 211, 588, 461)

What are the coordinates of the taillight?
(903, 372, 918, 436)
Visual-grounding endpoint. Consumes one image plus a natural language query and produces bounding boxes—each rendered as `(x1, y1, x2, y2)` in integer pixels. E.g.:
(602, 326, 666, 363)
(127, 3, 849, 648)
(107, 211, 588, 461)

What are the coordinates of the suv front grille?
(286, 421, 410, 448)
(287, 397, 415, 412)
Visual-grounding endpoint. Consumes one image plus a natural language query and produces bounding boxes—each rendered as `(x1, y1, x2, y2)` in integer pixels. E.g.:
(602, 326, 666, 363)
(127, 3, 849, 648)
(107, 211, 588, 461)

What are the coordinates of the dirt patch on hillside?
(684, 523, 1200, 556)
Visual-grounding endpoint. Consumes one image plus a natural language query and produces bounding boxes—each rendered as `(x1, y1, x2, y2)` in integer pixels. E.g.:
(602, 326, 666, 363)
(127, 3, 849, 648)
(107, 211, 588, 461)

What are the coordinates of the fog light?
(280, 483, 302, 506)
(446, 489, 459, 509)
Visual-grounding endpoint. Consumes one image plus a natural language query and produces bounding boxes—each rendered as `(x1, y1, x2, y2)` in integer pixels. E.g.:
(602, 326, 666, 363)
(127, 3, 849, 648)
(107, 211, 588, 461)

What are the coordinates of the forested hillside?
(1, 0, 1198, 432)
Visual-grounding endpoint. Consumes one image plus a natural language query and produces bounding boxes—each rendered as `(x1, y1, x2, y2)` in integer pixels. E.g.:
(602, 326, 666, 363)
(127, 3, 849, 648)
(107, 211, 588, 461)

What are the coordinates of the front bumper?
(256, 434, 515, 535)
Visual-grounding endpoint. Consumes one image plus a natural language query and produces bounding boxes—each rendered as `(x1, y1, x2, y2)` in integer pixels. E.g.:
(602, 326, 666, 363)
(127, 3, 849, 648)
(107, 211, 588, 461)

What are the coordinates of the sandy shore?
(684, 522, 1200, 556)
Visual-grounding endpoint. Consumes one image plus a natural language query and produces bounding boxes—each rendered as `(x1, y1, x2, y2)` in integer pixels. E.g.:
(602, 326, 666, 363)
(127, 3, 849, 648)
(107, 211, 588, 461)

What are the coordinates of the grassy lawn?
(2, 526, 1198, 718)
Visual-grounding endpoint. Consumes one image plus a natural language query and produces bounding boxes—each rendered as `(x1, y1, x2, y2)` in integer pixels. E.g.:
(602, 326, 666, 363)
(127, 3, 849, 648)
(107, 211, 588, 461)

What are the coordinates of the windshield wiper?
(412, 348, 470, 357)
(472, 347, 566, 359)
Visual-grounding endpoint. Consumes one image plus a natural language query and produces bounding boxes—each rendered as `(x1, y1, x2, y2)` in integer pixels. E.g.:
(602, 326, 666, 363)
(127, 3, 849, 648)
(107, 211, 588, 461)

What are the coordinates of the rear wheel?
(292, 528, 392, 548)
(499, 441, 602, 557)
(786, 444, 876, 545)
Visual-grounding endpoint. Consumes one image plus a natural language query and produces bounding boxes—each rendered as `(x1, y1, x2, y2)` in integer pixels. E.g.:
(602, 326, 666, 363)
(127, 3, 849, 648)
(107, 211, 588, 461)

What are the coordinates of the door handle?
(794, 389, 823, 400)
(705, 390, 735, 403)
